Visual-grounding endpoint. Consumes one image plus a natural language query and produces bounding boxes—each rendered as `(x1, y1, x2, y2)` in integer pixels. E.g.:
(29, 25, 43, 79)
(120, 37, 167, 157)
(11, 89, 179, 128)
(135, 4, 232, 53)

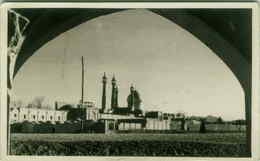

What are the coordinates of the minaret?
(101, 72, 107, 113)
(115, 85, 119, 108)
(130, 84, 135, 111)
(111, 75, 117, 110)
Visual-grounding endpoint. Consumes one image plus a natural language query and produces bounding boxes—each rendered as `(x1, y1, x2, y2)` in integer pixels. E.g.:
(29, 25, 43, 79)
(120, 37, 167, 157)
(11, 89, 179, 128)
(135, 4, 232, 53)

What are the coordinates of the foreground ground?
(10, 132, 249, 157)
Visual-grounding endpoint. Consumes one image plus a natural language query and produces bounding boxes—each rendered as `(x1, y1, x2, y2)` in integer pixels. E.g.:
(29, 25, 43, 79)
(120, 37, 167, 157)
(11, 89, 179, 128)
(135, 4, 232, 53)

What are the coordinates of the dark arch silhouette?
(9, 9, 252, 155)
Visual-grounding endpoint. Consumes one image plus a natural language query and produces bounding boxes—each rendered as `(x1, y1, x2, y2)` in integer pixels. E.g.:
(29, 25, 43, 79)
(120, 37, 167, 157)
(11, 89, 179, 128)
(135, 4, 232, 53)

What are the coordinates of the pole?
(81, 56, 84, 105)
(81, 56, 85, 132)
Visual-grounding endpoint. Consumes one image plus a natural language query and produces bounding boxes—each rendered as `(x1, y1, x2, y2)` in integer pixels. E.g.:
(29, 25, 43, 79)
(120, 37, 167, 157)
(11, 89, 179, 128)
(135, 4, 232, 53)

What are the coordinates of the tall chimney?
(81, 56, 85, 105)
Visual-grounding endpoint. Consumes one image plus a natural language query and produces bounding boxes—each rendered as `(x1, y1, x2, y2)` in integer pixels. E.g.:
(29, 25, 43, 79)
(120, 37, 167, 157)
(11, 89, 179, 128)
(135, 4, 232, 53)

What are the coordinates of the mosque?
(101, 73, 143, 116)
(86, 73, 174, 133)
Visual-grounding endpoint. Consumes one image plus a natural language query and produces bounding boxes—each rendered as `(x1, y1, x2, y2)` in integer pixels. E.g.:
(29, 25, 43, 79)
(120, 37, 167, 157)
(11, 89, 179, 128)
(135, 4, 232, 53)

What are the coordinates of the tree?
(16, 99, 23, 107)
(10, 99, 23, 107)
(44, 104, 52, 110)
(32, 96, 45, 109)
(200, 119, 206, 133)
(217, 117, 224, 124)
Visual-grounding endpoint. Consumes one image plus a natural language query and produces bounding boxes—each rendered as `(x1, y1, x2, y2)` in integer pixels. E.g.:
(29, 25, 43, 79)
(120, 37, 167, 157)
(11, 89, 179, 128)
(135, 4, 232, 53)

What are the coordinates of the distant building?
(97, 74, 174, 133)
(10, 106, 68, 124)
(205, 115, 219, 123)
(57, 100, 101, 121)
(145, 118, 171, 130)
(175, 112, 185, 120)
(101, 74, 143, 116)
(82, 101, 101, 121)
(145, 111, 163, 120)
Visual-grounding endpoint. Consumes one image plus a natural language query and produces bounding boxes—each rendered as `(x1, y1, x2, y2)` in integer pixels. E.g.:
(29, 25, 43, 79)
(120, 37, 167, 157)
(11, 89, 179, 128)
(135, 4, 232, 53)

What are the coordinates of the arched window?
(50, 116, 53, 120)
(42, 115, 44, 120)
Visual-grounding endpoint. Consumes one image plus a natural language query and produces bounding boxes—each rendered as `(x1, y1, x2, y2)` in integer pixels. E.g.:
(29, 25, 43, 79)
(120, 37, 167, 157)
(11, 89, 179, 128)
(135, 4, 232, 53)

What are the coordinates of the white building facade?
(10, 107, 68, 124)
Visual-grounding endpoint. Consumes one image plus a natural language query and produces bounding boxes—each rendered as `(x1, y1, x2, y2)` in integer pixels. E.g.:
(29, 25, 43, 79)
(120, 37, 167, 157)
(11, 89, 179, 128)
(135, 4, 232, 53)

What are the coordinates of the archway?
(8, 8, 252, 154)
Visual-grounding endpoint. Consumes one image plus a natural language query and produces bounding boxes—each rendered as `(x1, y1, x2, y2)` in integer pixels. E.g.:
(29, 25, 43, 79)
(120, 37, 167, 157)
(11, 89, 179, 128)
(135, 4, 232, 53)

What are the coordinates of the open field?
(11, 132, 246, 144)
(10, 132, 249, 157)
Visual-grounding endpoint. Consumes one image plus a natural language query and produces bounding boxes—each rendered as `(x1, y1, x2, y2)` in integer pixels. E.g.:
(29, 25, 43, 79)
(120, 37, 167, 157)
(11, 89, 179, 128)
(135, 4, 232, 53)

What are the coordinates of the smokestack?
(81, 56, 85, 105)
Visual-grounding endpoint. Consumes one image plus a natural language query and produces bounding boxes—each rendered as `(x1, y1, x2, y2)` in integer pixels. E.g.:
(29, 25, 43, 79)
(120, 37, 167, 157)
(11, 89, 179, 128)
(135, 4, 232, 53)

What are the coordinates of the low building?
(83, 106, 101, 121)
(145, 118, 170, 130)
(117, 118, 145, 130)
(10, 107, 68, 124)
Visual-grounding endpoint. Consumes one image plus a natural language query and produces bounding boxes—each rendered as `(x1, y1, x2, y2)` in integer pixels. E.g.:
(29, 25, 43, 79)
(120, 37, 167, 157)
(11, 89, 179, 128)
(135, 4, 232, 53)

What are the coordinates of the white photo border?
(0, 2, 259, 161)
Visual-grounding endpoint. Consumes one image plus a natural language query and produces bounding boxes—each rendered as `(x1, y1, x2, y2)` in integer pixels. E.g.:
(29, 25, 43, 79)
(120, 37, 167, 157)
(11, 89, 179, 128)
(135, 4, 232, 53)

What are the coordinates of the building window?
(42, 116, 44, 120)
(24, 115, 26, 119)
(50, 116, 53, 120)
(58, 116, 60, 121)
(14, 114, 17, 117)
(33, 115, 36, 120)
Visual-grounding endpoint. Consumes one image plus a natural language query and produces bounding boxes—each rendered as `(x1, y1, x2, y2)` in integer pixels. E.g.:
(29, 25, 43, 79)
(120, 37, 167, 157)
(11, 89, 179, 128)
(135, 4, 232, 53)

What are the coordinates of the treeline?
(10, 96, 53, 110)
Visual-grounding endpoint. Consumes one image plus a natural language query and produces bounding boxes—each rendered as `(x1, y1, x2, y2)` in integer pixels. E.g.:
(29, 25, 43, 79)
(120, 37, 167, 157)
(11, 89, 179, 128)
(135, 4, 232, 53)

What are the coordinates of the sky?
(13, 9, 245, 121)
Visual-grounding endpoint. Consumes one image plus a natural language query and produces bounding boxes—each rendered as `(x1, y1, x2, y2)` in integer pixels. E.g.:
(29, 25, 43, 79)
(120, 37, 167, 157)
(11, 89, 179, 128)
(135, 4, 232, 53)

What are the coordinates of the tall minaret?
(115, 85, 119, 108)
(101, 72, 107, 113)
(111, 75, 117, 110)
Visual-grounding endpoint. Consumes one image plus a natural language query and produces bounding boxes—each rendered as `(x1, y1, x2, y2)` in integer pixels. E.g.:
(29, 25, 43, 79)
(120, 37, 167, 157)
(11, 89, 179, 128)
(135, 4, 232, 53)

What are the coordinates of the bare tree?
(15, 99, 23, 107)
(44, 104, 52, 110)
(10, 99, 24, 107)
(32, 96, 45, 109)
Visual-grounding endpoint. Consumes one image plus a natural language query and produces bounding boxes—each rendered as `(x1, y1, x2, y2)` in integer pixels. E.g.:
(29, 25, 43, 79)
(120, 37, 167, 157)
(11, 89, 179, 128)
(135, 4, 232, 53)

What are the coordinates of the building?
(82, 101, 101, 121)
(101, 73, 143, 116)
(10, 106, 68, 124)
(97, 74, 173, 133)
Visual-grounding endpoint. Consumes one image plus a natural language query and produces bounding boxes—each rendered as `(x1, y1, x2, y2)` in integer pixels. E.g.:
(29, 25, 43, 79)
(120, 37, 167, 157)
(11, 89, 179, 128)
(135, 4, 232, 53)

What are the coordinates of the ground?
(10, 132, 249, 157)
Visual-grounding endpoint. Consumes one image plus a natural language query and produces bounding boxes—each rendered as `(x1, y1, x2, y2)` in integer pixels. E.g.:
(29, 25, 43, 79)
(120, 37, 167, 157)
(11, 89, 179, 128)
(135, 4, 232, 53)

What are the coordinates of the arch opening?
(13, 9, 245, 121)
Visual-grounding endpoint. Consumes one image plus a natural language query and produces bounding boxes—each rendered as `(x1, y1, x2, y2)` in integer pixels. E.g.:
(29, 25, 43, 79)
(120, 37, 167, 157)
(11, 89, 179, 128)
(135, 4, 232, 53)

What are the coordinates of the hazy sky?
(13, 9, 245, 120)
